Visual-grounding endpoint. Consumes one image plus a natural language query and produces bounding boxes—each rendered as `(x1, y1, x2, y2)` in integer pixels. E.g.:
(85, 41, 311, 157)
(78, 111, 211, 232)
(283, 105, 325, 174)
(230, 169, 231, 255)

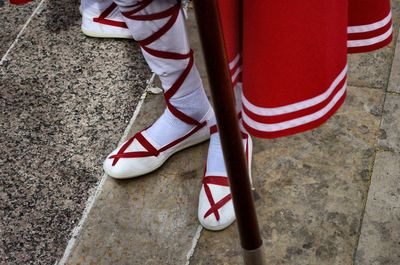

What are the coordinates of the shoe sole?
(81, 26, 133, 39)
(201, 217, 236, 231)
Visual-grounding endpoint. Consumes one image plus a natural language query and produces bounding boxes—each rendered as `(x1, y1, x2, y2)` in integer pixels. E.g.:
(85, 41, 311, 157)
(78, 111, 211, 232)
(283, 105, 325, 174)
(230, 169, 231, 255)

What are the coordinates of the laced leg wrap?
(121, 0, 203, 127)
(109, 0, 207, 166)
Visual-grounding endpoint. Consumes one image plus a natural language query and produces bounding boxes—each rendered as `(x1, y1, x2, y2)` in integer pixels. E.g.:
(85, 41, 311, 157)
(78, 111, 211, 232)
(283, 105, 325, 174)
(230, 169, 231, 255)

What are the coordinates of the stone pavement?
(1, 1, 400, 265)
(1, 1, 149, 264)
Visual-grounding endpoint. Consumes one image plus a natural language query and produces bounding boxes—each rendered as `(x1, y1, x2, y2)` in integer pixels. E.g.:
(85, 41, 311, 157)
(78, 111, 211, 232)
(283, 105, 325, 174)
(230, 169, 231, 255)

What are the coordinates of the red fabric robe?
(217, 0, 393, 138)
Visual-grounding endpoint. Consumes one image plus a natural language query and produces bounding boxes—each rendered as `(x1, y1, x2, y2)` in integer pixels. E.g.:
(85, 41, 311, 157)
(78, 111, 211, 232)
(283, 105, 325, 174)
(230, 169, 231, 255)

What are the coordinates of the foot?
(198, 126, 253, 231)
(103, 108, 213, 179)
(81, 0, 132, 39)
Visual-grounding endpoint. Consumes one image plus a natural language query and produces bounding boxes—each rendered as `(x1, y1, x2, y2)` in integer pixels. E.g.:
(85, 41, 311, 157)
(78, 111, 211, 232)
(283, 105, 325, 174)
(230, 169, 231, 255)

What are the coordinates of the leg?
(103, 0, 213, 178)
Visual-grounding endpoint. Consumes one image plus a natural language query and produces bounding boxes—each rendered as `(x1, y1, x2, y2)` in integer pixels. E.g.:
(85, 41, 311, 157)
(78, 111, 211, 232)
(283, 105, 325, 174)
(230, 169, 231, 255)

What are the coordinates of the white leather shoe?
(103, 123, 210, 179)
(81, 0, 132, 39)
(198, 130, 253, 231)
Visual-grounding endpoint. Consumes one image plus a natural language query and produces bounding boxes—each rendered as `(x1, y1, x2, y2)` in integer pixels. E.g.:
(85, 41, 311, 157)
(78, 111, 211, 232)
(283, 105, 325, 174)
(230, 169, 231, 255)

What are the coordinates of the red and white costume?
(10, 0, 393, 230)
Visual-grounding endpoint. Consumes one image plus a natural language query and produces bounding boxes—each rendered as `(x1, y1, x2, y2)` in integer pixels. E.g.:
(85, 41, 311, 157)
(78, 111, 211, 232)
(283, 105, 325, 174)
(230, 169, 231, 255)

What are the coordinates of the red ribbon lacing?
(93, 3, 129, 29)
(109, 1, 206, 166)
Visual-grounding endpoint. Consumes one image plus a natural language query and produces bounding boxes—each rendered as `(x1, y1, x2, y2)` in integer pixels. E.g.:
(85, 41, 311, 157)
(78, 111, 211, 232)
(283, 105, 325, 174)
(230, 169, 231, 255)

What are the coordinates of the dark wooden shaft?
(193, 0, 263, 251)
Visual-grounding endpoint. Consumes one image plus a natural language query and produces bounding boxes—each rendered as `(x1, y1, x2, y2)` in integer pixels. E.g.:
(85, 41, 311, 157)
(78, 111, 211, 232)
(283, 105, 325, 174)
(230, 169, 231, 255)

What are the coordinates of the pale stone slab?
(66, 93, 209, 265)
(190, 86, 384, 265)
(388, 28, 400, 93)
(378, 94, 400, 153)
(355, 151, 400, 265)
(347, 0, 400, 89)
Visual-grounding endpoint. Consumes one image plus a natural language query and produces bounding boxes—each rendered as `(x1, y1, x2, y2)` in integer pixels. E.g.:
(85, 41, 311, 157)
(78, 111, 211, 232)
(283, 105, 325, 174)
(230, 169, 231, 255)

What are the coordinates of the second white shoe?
(198, 129, 253, 231)
(81, 0, 133, 39)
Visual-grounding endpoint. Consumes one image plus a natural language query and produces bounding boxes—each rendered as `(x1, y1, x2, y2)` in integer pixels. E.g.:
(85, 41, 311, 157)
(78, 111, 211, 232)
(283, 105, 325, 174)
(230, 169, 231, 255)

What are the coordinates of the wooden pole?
(192, 1, 265, 264)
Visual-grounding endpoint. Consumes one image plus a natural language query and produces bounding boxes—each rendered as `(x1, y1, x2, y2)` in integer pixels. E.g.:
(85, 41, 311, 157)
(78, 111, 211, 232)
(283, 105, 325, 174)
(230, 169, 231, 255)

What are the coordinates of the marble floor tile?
(355, 151, 400, 265)
(378, 94, 400, 153)
(190, 86, 385, 265)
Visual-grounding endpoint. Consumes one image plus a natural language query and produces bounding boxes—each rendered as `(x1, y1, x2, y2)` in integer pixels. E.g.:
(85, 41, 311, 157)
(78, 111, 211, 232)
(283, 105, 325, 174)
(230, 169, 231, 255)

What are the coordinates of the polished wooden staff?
(192, 1, 265, 264)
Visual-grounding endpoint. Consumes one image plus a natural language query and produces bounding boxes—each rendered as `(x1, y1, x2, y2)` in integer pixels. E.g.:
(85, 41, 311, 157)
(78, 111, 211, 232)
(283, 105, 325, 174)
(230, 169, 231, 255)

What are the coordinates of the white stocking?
(114, 0, 212, 146)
